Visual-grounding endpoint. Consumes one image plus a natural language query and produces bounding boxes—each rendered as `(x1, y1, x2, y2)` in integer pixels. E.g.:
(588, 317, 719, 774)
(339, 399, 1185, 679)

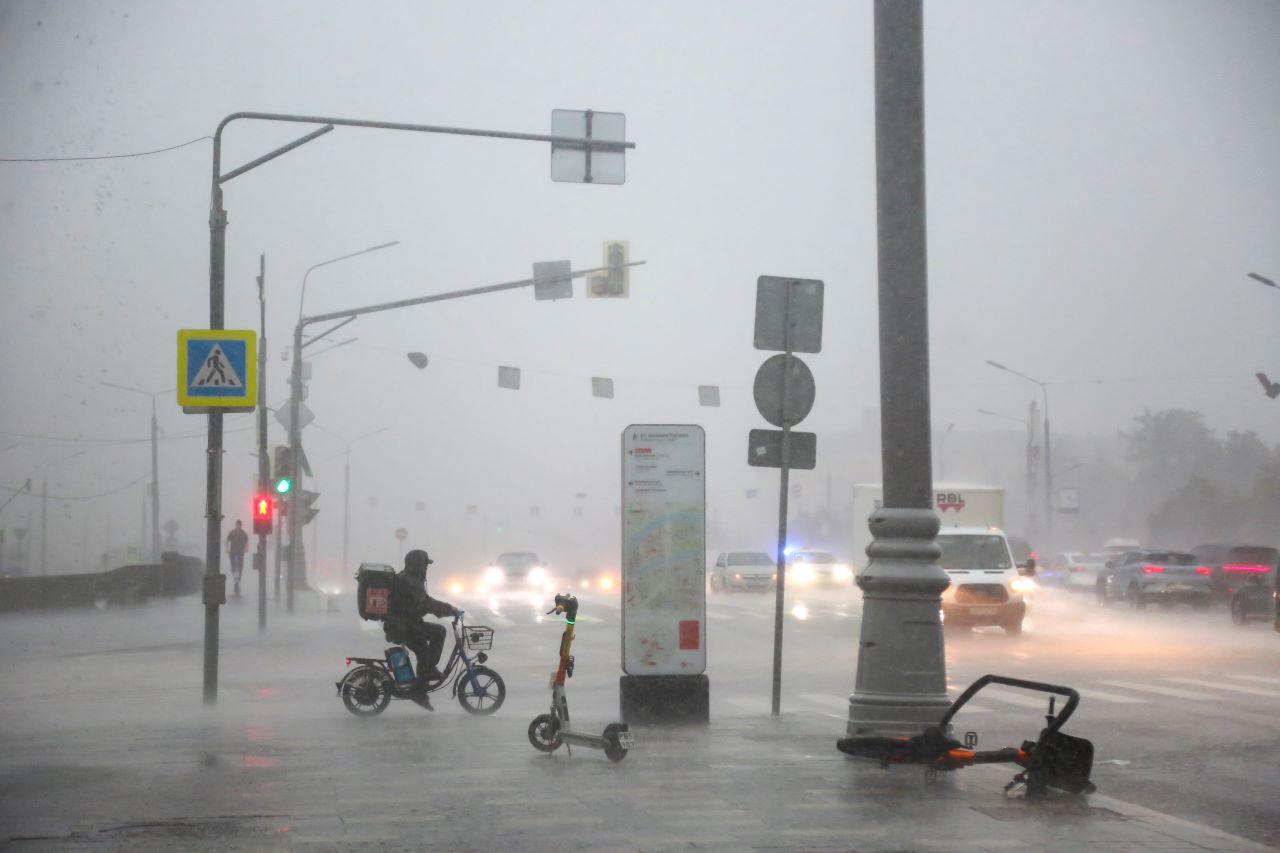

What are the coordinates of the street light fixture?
(937, 423, 955, 480)
(338, 427, 389, 575)
(977, 406, 1041, 536)
(986, 361, 1053, 548)
(36, 449, 87, 575)
(287, 240, 400, 612)
(102, 383, 173, 562)
(1246, 272, 1276, 289)
(201, 108, 635, 706)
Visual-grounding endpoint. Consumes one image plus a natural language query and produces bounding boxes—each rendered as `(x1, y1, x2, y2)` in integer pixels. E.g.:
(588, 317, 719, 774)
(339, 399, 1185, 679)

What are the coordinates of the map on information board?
(621, 425, 706, 675)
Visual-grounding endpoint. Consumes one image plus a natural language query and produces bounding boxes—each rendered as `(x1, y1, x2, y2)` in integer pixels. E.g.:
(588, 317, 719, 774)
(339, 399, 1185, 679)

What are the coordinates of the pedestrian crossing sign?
(177, 329, 257, 413)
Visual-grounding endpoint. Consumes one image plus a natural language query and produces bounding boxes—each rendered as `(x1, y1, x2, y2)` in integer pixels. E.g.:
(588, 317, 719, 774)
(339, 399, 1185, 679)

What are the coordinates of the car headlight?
(527, 566, 547, 586)
(791, 564, 815, 584)
(484, 566, 505, 586)
(833, 564, 853, 580)
(1011, 576, 1038, 594)
(598, 575, 615, 591)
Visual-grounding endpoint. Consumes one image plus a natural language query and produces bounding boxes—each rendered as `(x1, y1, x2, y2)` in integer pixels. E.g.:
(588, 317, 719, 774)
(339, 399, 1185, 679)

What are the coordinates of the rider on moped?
(384, 548, 460, 710)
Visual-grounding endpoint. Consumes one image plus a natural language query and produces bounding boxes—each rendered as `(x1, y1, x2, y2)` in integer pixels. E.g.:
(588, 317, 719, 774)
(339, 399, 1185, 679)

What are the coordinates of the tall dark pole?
(40, 477, 47, 575)
(204, 180, 227, 705)
(149, 398, 160, 563)
(1042, 388, 1053, 550)
(256, 254, 269, 631)
(847, 0, 951, 738)
(770, 283, 795, 717)
(287, 321, 303, 613)
(343, 448, 351, 575)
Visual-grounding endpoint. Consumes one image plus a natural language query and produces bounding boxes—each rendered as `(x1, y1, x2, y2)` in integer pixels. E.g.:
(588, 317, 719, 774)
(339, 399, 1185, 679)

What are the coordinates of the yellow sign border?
(177, 329, 258, 411)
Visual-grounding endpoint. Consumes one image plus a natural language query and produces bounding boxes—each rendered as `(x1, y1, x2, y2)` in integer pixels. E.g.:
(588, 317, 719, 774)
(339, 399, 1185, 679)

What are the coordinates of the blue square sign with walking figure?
(177, 329, 257, 413)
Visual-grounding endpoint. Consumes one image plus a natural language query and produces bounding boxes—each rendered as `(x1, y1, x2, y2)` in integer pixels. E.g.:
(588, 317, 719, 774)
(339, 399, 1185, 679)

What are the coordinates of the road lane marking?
(1165, 677, 1280, 697)
(1097, 680, 1214, 701)
(1227, 674, 1280, 687)
(1078, 688, 1146, 704)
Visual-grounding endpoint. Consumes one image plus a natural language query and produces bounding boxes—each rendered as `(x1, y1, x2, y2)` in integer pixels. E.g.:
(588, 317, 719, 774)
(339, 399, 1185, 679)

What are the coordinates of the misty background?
(1, 1, 1278, 590)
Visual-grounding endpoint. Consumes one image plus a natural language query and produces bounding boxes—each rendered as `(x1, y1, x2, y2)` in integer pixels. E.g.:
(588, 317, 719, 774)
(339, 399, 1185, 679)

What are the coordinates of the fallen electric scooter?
(837, 674, 1096, 797)
(528, 593, 634, 762)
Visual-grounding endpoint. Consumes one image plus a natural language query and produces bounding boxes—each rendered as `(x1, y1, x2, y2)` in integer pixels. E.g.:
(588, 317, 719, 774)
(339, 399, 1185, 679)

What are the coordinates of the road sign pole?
(770, 284, 794, 717)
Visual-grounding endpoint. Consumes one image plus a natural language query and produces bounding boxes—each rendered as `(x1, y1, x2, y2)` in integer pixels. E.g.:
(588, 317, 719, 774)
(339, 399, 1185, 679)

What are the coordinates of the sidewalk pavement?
(0, 605, 1273, 852)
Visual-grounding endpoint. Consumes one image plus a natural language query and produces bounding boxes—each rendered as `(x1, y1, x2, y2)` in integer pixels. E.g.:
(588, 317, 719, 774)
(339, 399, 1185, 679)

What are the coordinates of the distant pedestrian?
(226, 520, 249, 595)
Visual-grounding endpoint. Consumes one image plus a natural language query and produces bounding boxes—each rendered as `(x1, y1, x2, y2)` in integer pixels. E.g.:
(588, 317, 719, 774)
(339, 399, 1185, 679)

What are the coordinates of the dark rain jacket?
(384, 569, 458, 635)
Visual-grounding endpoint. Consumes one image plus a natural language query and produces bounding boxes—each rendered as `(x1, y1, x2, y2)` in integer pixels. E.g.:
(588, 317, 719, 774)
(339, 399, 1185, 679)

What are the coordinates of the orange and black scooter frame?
(527, 593, 633, 762)
(837, 674, 1096, 796)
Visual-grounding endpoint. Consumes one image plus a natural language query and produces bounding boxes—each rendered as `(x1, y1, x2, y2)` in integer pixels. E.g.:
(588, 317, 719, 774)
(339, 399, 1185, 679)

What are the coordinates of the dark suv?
(1191, 544, 1278, 603)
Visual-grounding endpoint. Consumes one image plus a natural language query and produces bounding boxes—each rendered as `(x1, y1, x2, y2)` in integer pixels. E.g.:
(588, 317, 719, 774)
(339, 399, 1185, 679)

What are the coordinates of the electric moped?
(337, 611, 505, 716)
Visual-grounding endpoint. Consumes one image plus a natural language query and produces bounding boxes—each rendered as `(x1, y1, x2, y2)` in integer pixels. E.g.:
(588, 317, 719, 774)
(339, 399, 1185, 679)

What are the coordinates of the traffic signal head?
(272, 446, 294, 494)
(588, 240, 630, 298)
(252, 494, 273, 535)
(298, 489, 320, 526)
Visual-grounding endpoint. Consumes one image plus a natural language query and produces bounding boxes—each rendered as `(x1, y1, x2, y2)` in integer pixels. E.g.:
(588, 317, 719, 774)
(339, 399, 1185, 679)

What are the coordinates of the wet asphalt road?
(1, 579, 1276, 847)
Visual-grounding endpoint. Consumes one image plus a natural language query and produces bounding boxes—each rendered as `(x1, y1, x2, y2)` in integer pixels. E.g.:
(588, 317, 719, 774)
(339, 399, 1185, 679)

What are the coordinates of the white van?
(937, 527, 1027, 635)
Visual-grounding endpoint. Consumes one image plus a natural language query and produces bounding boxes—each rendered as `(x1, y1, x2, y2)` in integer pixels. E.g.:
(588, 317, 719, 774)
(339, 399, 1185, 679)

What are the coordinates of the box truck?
(850, 483, 1005, 569)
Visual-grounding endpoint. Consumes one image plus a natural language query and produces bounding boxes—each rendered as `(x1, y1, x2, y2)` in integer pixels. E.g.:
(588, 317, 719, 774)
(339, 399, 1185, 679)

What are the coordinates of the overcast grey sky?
(2, 1, 1277, 578)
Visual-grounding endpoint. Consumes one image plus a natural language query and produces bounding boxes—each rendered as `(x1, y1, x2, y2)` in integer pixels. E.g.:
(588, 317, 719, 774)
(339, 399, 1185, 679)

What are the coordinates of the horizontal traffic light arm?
(299, 261, 647, 327)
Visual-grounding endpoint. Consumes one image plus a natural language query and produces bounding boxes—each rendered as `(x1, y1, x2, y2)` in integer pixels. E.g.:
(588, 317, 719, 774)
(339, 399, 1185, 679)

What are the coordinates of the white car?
(936, 527, 1028, 635)
(785, 549, 854, 588)
(1047, 552, 1109, 589)
(709, 551, 776, 593)
(479, 552, 554, 594)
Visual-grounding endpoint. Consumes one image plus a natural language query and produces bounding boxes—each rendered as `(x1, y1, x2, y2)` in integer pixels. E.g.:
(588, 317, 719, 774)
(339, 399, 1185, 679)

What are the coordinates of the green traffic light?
(275, 479, 292, 495)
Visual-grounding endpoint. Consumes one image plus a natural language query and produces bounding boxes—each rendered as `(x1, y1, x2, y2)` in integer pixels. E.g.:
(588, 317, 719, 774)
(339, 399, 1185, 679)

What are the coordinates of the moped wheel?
(457, 665, 506, 715)
(602, 722, 630, 763)
(528, 713, 561, 752)
(340, 665, 394, 717)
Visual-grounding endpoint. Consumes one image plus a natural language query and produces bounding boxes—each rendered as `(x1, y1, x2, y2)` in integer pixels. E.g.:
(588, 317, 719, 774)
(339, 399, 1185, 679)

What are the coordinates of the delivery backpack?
(355, 565, 395, 621)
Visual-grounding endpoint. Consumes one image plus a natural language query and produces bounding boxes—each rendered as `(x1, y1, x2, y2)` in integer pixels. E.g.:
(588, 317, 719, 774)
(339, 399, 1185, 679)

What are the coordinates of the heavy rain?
(1, 2, 1278, 850)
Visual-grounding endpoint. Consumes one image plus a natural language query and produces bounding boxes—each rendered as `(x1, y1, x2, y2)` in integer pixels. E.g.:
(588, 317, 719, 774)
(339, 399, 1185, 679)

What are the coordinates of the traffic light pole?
(206, 108, 635, 702)
(256, 254, 269, 631)
(287, 320, 305, 613)
(284, 260, 646, 606)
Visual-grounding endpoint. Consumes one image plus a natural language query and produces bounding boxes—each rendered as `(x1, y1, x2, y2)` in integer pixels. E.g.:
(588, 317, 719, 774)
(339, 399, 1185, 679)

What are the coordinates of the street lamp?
(287, 241, 400, 611)
(102, 383, 172, 562)
(977, 406, 1040, 534)
(37, 449, 86, 575)
(1246, 272, 1276, 289)
(937, 423, 955, 480)
(337, 427, 389, 574)
(986, 361, 1053, 549)
(201, 109, 634, 706)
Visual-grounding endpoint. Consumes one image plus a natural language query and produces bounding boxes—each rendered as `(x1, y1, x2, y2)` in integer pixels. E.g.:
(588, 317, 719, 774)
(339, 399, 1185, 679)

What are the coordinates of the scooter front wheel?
(528, 713, 561, 752)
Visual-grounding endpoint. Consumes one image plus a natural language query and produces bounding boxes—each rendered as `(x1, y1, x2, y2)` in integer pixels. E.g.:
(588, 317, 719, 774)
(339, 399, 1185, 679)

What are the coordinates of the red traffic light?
(253, 494, 273, 534)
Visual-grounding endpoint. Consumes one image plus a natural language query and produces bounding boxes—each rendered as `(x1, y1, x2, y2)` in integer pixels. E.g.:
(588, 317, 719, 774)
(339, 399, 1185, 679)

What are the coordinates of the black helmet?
(404, 549, 433, 577)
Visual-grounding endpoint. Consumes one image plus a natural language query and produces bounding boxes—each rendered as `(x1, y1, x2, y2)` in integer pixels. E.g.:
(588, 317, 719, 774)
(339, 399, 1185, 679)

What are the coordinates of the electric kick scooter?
(528, 593, 634, 762)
